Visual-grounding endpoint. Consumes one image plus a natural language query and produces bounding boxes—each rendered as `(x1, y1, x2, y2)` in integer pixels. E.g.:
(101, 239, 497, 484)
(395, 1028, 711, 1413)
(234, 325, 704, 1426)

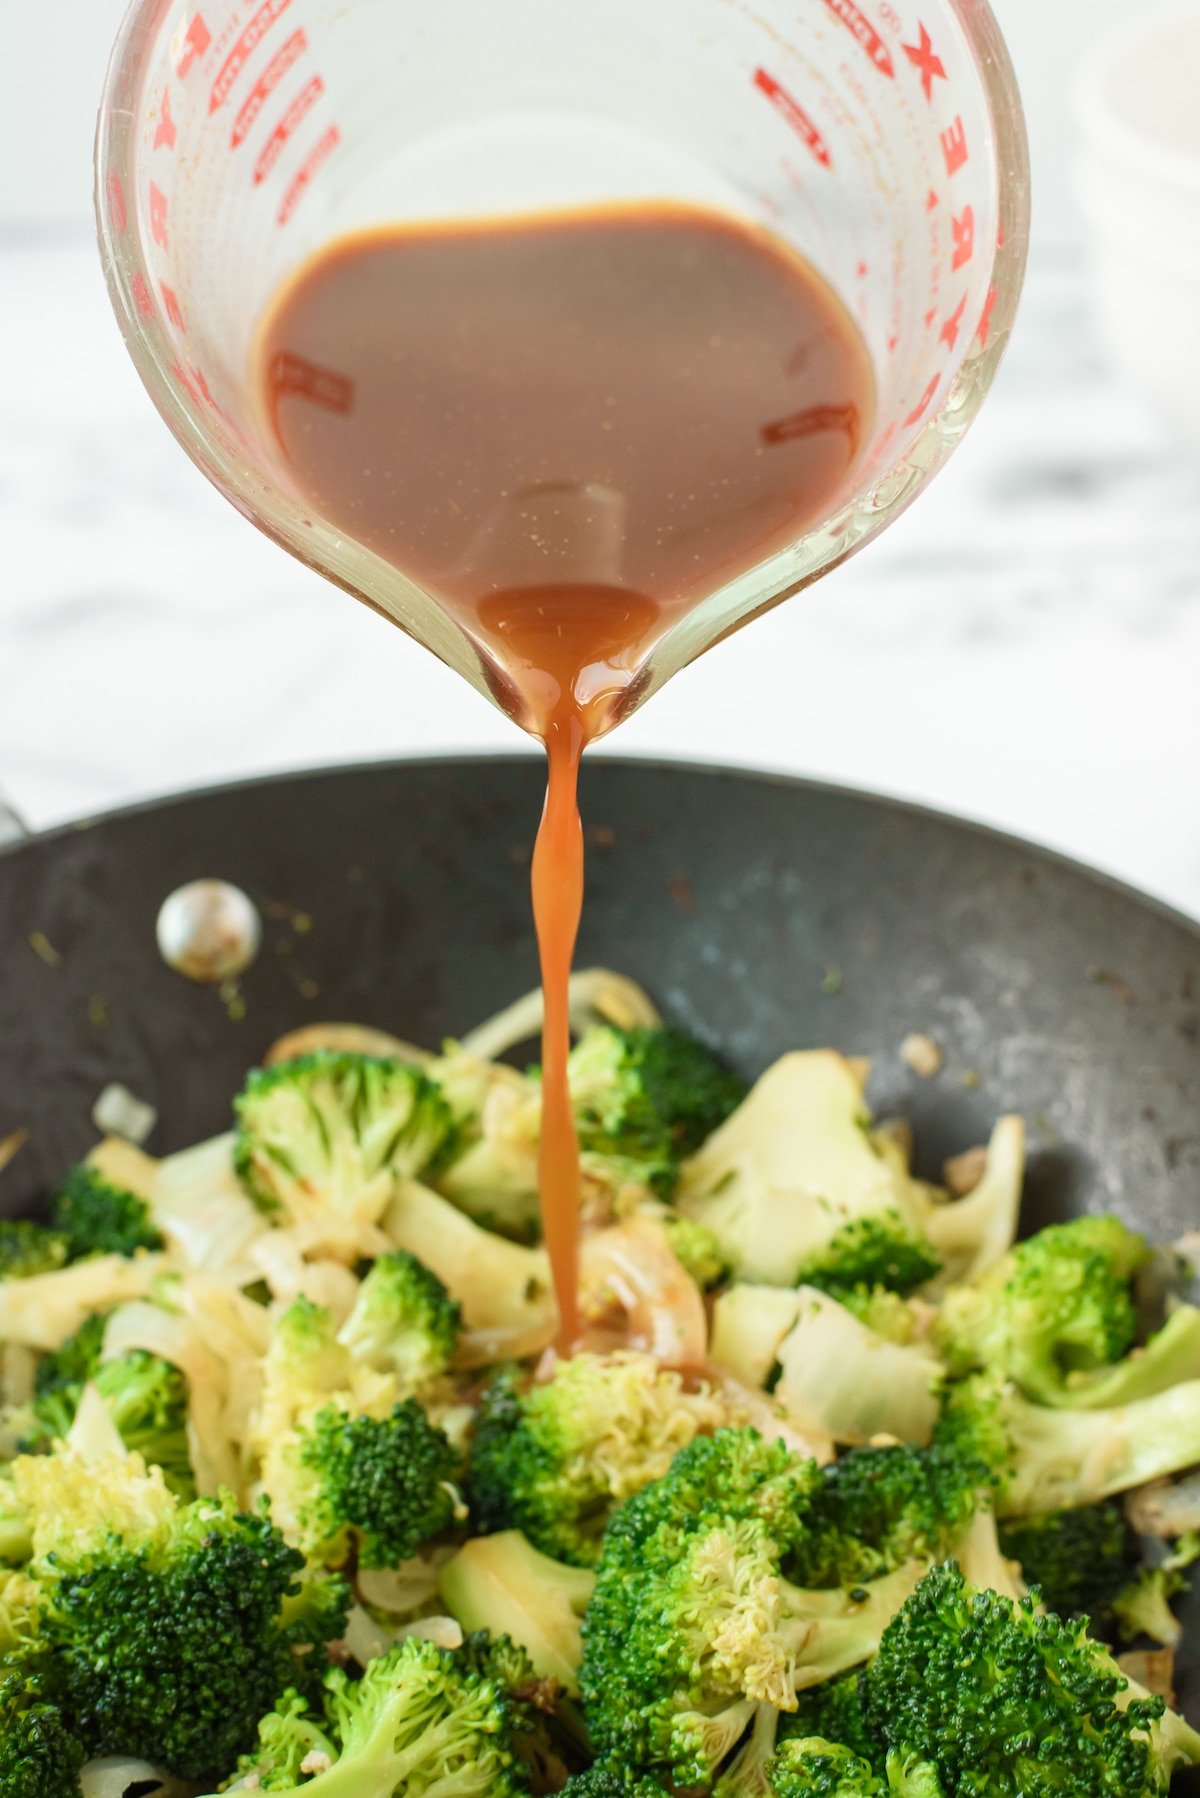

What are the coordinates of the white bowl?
(1075, 1, 1200, 449)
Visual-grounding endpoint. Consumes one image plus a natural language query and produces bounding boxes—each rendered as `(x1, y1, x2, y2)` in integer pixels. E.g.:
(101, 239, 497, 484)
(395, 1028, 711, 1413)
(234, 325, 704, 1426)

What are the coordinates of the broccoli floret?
(662, 1215, 730, 1289)
(580, 1429, 926, 1786)
(935, 1216, 1149, 1403)
(778, 1676, 876, 1766)
(864, 1561, 1200, 1795)
(234, 1052, 452, 1257)
(935, 1369, 1200, 1516)
(768, 1738, 886, 1795)
(0, 1222, 68, 1282)
(797, 1217, 941, 1299)
(677, 1053, 943, 1289)
(50, 1165, 164, 1261)
(0, 1672, 87, 1798)
(8, 1447, 347, 1780)
(33, 1311, 107, 1395)
(216, 1634, 528, 1798)
(26, 1348, 195, 1499)
(829, 1286, 923, 1345)
(792, 1444, 984, 1590)
(337, 1248, 462, 1388)
(561, 1766, 673, 1796)
(998, 1500, 1135, 1619)
(1110, 1531, 1200, 1648)
(253, 1295, 460, 1566)
(440, 1530, 596, 1691)
(458, 1630, 590, 1789)
(294, 1399, 459, 1569)
(567, 1024, 746, 1194)
(466, 1354, 731, 1566)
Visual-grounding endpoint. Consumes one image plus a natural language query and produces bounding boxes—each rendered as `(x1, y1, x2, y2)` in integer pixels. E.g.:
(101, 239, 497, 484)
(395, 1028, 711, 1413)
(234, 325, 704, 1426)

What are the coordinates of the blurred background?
(3, 0, 1200, 909)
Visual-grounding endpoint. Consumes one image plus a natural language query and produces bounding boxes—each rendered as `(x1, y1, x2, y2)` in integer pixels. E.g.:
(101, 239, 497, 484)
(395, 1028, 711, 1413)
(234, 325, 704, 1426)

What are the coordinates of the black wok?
(2, 755, 1199, 1717)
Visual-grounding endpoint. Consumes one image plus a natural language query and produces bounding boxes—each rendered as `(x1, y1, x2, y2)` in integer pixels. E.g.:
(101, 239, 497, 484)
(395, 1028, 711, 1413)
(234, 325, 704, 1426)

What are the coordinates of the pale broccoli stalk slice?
(774, 1288, 943, 1447)
(1110, 1531, 1200, 1648)
(440, 1529, 596, 1692)
(337, 1249, 462, 1389)
(677, 1052, 942, 1289)
(234, 1053, 453, 1258)
(936, 1370, 1200, 1517)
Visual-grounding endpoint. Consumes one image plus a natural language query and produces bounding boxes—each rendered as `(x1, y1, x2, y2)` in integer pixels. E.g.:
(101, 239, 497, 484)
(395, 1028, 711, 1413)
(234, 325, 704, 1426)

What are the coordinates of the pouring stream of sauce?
(257, 202, 872, 1348)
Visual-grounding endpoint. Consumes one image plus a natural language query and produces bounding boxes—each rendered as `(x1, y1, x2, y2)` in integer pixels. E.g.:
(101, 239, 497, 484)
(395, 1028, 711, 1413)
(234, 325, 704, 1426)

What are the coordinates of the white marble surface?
(4, 234, 1200, 916)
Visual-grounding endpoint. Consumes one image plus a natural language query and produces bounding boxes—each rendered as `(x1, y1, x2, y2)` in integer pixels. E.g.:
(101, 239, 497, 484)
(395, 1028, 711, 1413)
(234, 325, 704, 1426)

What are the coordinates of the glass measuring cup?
(96, 0, 1029, 729)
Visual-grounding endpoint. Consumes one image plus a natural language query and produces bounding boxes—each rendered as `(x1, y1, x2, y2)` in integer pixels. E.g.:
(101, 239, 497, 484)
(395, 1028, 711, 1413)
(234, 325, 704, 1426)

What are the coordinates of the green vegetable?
(0, 1671, 87, 1798)
(864, 1561, 1200, 1795)
(295, 1398, 459, 1569)
(337, 1248, 462, 1389)
(0, 1222, 68, 1283)
(466, 1353, 729, 1566)
(51, 1165, 164, 1261)
(998, 1501, 1134, 1620)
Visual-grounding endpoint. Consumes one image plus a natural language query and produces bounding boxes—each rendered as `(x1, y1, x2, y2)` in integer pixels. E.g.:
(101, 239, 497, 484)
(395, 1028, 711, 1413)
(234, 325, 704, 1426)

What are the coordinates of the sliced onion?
(265, 1021, 433, 1067)
(80, 1757, 194, 1798)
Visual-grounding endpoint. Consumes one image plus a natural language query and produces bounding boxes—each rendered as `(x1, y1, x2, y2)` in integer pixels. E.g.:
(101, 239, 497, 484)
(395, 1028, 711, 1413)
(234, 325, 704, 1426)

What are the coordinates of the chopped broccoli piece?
(662, 1215, 730, 1289)
(561, 1766, 673, 1796)
(778, 1677, 875, 1766)
(998, 1500, 1135, 1619)
(216, 1633, 528, 1798)
(26, 1348, 195, 1499)
(0, 1672, 87, 1798)
(864, 1561, 1200, 1795)
(337, 1248, 462, 1388)
(935, 1216, 1150, 1403)
(828, 1285, 923, 1345)
(0, 1222, 68, 1282)
(768, 1737, 885, 1795)
(935, 1369, 1200, 1516)
(32, 1311, 108, 1395)
(466, 1354, 730, 1566)
(234, 1052, 452, 1256)
(797, 1217, 941, 1299)
(792, 1444, 984, 1590)
(50, 1165, 164, 1261)
(580, 1429, 926, 1786)
(567, 1023, 746, 1193)
(678, 1053, 941, 1288)
(1111, 1531, 1200, 1648)
(252, 1295, 459, 1566)
(8, 1447, 347, 1780)
(457, 1630, 590, 1790)
(440, 1530, 596, 1692)
(295, 1398, 459, 1569)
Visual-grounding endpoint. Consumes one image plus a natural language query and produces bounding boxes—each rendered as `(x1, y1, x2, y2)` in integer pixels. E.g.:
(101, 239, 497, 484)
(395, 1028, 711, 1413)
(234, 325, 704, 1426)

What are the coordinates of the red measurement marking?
(905, 372, 940, 427)
(924, 306, 937, 327)
(131, 272, 153, 317)
(277, 124, 339, 225)
(856, 260, 868, 277)
(752, 68, 832, 168)
(232, 28, 307, 149)
(951, 205, 974, 271)
(926, 187, 939, 212)
(977, 286, 997, 348)
(210, 0, 293, 112)
(886, 333, 899, 353)
(902, 24, 946, 101)
(941, 116, 968, 176)
(268, 349, 354, 414)
(161, 283, 185, 330)
(154, 87, 177, 151)
(149, 181, 169, 249)
(939, 292, 967, 348)
(819, 0, 895, 77)
(762, 403, 862, 454)
(106, 171, 127, 234)
(253, 75, 324, 184)
(176, 13, 211, 77)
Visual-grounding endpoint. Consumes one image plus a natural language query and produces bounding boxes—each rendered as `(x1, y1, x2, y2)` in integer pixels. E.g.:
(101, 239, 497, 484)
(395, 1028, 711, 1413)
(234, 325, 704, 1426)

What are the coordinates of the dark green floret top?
(50, 1165, 164, 1261)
